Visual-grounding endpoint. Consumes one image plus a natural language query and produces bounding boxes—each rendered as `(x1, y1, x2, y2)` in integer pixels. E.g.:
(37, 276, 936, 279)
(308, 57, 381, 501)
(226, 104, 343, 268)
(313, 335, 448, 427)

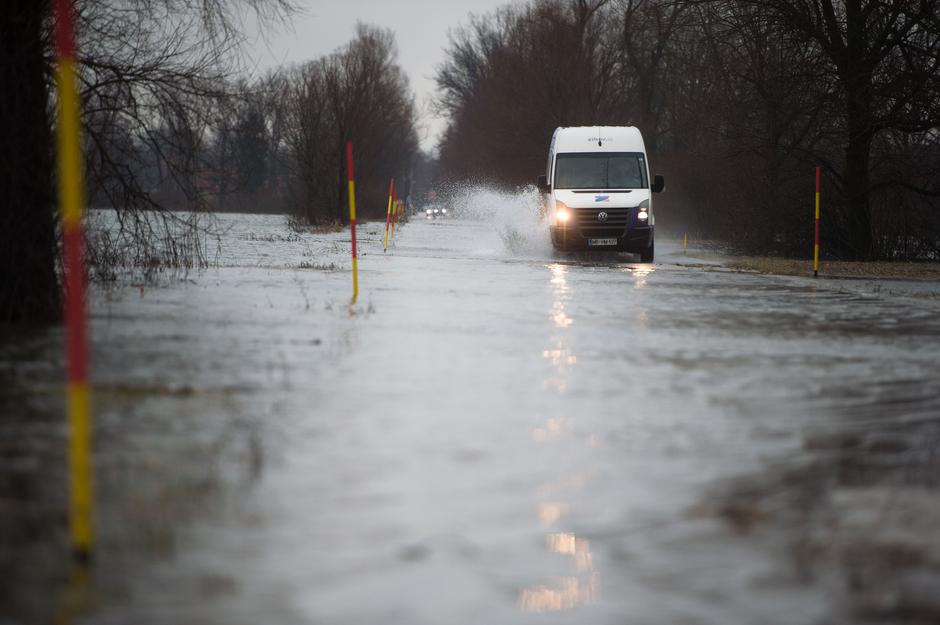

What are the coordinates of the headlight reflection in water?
(519, 262, 599, 613)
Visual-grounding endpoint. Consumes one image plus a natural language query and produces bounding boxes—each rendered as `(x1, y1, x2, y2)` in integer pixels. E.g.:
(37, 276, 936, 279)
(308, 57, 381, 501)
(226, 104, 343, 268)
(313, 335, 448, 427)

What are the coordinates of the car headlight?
(637, 200, 650, 221)
(555, 201, 571, 224)
(426, 209, 432, 215)
(441, 208, 447, 214)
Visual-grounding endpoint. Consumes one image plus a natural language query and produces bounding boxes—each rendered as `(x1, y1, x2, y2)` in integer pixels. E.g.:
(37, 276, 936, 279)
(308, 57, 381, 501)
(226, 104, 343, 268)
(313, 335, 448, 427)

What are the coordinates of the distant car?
(424, 205, 448, 219)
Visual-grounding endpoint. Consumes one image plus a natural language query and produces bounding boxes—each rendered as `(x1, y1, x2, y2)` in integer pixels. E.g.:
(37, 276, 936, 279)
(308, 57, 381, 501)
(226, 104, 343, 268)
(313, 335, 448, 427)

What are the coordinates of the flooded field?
(2, 199, 940, 624)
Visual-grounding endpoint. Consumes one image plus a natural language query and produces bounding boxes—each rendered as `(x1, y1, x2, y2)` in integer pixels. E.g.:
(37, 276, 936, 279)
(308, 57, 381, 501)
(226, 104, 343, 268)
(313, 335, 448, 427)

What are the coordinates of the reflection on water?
(520, 263, 598, 613)
(630, 264, 655, 289)
(532, 417, 564, 442)
(56, 563, 98, 625)
(541, 349, 577, 365)
(547, 532, 594, 572)
(539, 473, 589, 496)
(538, 501, 570, 526)
(519, 519, 601, 613)
(518, 574, 600, 613)
(549, 264, 573, 327)
(543, 264, 575, 393)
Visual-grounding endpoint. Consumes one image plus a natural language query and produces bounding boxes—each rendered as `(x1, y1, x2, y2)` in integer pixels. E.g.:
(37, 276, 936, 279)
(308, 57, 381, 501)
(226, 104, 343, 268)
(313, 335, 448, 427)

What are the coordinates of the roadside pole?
(391, 188, 398, 239)
(683, 233, 688, 255)
(383, 178, 394, 252)
(346, 141, 359, 303)
(54, 0, 93, 563)
(814, 166, 821, 278)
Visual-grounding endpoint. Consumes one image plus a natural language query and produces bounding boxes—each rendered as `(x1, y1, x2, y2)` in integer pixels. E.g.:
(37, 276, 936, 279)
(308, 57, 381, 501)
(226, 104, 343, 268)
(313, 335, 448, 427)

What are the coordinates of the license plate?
(587, 238, 618, 247)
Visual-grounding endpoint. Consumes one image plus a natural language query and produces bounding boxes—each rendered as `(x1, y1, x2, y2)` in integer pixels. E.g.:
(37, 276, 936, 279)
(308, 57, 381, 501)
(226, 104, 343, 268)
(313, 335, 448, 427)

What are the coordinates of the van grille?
(575, 207, 631, 237)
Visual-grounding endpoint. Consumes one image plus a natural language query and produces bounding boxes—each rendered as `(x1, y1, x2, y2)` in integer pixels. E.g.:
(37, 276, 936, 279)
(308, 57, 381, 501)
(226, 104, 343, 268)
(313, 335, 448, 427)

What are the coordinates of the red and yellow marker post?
(346, 141, 359, 304)
(54, 0, 93, 562)
(814, 166, 821, 278)
(383, 178, 394, 252)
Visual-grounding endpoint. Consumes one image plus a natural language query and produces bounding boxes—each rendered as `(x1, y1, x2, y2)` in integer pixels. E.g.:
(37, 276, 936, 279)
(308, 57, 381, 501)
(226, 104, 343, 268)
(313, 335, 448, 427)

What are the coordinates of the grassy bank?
(720, 256, 940, 281)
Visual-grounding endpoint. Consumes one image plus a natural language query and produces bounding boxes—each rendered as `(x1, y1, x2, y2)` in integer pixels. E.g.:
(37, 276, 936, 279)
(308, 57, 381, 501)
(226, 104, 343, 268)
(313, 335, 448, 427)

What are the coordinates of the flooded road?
(3, 206, 940, 624)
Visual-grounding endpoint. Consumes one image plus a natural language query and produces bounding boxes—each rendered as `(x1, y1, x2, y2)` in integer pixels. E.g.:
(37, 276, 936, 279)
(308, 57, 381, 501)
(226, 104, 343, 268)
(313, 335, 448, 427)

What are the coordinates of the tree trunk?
(844, 123, 874, 259)
(841, 72, 875, 259)
(840, 0, 874, 260)
(0, 0, 61, 323)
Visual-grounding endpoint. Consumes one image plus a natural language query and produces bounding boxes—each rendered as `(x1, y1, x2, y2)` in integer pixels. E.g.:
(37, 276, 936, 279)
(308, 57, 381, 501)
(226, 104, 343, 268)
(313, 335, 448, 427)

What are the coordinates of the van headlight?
(555, 201, 571, 224)
(637, 200, 650, 221)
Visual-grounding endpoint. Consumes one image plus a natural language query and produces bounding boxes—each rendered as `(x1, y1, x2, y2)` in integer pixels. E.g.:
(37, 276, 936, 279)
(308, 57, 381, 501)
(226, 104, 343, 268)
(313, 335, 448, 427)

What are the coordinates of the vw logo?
(597, 211, 609, 222)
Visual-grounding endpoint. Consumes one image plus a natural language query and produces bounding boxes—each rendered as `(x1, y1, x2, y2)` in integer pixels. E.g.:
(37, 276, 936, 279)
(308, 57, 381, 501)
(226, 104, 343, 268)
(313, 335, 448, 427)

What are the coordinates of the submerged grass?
(298, 261, 338, 271)
(287, 217, 352, 234)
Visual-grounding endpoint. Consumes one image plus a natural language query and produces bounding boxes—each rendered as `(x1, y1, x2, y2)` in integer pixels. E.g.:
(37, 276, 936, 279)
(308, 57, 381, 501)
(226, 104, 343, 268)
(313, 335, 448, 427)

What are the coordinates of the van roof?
(553, 126, 645, 153)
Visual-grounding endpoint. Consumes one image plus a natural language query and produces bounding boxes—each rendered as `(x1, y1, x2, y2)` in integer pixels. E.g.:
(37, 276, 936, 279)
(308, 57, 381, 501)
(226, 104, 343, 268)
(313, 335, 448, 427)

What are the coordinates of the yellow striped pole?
(814, 166, 821, 278)
(390, 192, 398, 240)
(54, 0, 93, 562)
(383, 178, 394, 252)
(346, 141, 359, 304)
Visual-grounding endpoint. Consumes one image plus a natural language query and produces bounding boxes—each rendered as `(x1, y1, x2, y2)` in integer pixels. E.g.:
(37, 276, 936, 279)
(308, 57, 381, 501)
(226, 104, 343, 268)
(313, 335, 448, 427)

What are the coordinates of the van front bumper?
(551, 224, 653, 252)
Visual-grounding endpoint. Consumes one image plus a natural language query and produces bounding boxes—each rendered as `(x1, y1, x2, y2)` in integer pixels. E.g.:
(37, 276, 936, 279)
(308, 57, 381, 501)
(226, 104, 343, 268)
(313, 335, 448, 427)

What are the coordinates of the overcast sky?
(243, 0, 526, 152)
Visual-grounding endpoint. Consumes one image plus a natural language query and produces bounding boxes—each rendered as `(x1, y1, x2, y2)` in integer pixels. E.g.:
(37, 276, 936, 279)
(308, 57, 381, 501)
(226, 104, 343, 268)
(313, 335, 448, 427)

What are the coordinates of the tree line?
(87, 24, 418, 224)
(132, 25, 419, 226)
(82, 23, 418, 225)
(276, 25, 419, 224)
(3, 0, 287, 322)
(435, 0, 940, 260)
(1, 1, 418, 323)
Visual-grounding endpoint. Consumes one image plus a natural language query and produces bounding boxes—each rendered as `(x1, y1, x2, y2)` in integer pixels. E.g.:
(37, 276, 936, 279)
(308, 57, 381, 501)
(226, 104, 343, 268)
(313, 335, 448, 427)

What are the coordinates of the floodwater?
(3, 192, 940, 624)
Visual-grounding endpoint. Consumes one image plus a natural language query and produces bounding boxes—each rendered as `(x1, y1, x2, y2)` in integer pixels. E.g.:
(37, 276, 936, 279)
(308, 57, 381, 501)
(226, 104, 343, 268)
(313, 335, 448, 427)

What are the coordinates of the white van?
(538, 126, 664, 261)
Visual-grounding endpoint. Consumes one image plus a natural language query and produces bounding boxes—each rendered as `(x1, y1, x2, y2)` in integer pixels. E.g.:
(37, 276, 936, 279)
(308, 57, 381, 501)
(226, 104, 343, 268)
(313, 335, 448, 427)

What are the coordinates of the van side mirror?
(652, 175, 665, 193)
(537, 175, 550, 193)
(650, 174, 666, 193)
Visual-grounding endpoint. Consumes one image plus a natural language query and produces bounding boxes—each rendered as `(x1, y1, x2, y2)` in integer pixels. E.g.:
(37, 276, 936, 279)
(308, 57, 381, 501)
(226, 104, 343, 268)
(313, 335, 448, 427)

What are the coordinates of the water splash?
(439, 182, 551, 257)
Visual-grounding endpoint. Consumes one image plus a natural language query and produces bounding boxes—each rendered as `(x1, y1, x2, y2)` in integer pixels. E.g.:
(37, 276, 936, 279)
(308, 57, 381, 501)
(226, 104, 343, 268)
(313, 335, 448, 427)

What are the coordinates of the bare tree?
(733, 0, 940, 258)
(0, 0, 293, 322)
(283, 25, 419, 226)
(435, 0, 615, 184)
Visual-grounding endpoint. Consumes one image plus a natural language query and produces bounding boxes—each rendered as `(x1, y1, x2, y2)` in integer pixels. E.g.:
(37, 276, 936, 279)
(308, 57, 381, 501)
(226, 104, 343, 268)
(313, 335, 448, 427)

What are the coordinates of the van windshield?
(554, 152, 647, 189)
